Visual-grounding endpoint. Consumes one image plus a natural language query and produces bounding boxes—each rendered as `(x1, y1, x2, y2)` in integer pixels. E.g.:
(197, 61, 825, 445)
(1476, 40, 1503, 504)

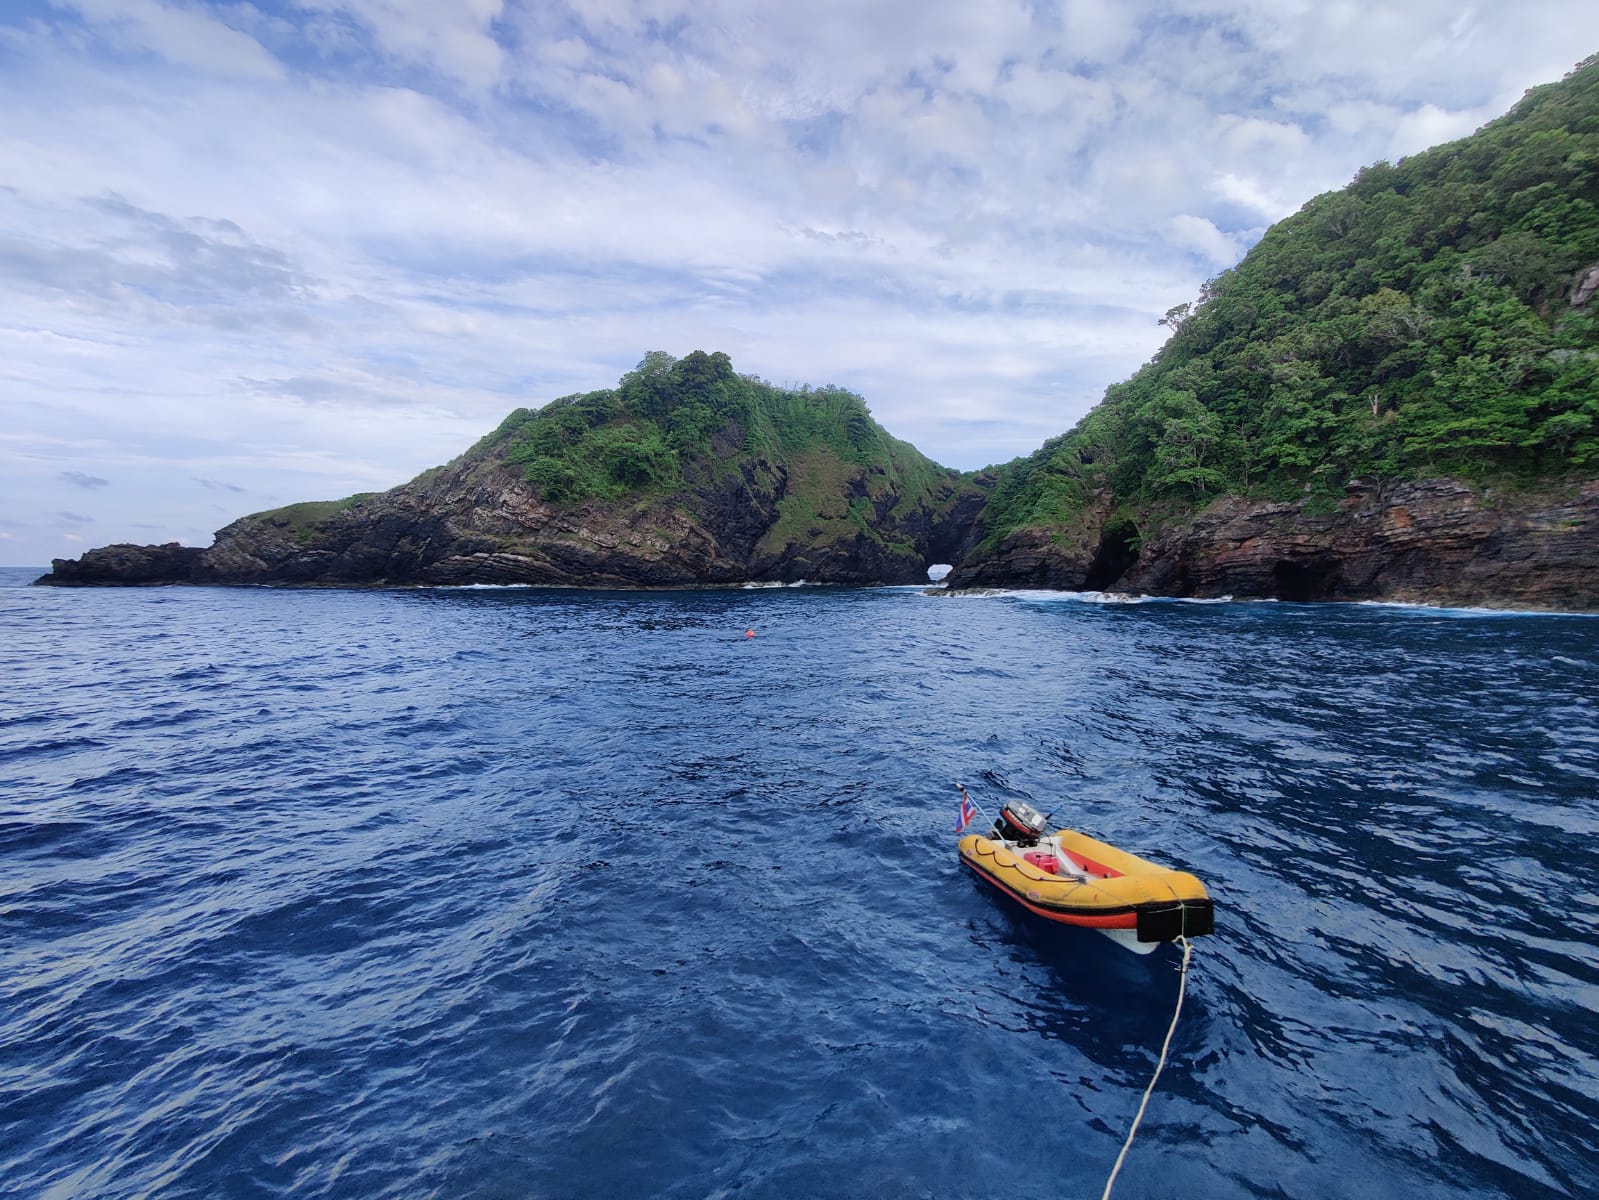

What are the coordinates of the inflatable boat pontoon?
(958, 799, 1213, 954)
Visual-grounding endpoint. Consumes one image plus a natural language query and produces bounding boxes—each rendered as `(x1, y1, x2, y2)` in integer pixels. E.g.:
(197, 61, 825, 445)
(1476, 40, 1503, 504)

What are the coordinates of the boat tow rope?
(1099, 934, 1193, 1200)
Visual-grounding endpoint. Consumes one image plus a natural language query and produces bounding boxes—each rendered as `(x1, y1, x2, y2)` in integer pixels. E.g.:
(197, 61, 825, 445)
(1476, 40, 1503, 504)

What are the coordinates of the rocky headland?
(940, 58, 1599, 611)
(37, 460, 1599, 610)
(40, 457, 985, 590)
(40, 353, 988, 590)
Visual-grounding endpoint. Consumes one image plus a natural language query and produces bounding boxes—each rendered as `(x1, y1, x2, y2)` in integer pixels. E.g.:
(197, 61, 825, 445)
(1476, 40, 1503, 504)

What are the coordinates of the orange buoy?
(745, 629, 756, 638)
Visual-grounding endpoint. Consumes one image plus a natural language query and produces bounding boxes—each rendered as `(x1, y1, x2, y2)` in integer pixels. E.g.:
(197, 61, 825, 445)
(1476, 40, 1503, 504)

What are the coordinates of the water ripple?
(1, 574, 1596, 1198)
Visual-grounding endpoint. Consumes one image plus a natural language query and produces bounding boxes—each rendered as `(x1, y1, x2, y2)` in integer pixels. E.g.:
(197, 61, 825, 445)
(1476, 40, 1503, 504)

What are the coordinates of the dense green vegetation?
(983, 55, 1599, 545)
(483, 349, 955, 510)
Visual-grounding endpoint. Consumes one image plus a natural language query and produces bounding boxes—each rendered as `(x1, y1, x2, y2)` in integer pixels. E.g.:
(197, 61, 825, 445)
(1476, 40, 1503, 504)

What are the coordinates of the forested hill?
(966, 54, 1599, 568)
(482, 349, 950, 514)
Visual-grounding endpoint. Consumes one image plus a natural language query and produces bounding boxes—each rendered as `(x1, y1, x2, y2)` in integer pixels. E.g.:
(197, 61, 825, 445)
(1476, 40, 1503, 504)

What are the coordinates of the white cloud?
(1387, 102, 1489, 159)
(1207, 172, 1293, 223)
(2, 0, 1599, 565)
(300, 0, 505, 89)
(1216, 114, 1309, 156)
(1059, 0, 1139, 64)
(58, 0, 284, 79)
(1168, 214, 1240, 266)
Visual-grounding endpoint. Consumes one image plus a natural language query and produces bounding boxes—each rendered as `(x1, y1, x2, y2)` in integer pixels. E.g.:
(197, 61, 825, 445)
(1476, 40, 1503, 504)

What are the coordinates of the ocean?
(2, 567, 1595, 1199)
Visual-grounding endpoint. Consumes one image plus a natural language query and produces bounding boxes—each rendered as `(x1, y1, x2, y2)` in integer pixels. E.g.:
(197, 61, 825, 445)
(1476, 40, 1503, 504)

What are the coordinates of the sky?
(2, 2, 1597, 567)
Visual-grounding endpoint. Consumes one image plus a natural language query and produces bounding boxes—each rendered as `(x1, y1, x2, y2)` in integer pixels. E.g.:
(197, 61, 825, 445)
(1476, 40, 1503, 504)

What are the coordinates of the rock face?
(37, 437, 986, 590)
(936, 491, 1127, 591)
(1571, 262, 1599, 308)
(36, 466, 1599, 609)
(40, 542, 207, 586)
(947, 478, 1599, 610)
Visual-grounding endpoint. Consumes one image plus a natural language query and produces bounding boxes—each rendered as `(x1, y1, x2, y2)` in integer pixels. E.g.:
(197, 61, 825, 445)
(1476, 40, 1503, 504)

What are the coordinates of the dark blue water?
(3, 568, 1596, 1200)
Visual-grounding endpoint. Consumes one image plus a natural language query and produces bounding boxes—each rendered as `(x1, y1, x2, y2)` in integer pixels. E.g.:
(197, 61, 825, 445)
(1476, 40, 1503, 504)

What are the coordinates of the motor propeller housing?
(991, 800, 1047, 845)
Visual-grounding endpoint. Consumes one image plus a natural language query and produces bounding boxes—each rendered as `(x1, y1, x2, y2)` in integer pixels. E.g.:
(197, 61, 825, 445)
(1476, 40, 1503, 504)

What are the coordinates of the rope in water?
(1100, 934, 1193, 1200)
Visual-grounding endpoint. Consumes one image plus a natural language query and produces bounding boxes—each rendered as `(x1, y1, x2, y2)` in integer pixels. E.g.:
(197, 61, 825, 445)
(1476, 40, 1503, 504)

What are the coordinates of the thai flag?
(955, 790, 977, 833)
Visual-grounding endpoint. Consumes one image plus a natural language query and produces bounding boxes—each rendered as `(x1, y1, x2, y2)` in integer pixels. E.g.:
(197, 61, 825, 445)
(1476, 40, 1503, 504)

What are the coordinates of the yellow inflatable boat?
(958, 799, 1213, 954)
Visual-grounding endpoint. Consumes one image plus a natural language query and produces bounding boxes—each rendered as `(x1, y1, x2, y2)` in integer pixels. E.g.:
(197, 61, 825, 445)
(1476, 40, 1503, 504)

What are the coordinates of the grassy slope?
(242, 494, 378, 542)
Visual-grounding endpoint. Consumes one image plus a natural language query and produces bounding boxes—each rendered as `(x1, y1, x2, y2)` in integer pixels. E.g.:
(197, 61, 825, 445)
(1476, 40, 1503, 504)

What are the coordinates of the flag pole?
(955, 782, 986, 833)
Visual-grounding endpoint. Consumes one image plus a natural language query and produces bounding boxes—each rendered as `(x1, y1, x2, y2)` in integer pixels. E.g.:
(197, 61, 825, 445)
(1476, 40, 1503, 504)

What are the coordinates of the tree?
(1148, 390, 1225, 499)
(620, 351, 679, 421)
(1159, 302, 1193, 333)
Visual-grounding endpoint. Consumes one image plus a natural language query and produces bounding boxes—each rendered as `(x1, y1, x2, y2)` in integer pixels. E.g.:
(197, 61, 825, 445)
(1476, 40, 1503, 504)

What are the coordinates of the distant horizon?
(3, 3, 1598, 566)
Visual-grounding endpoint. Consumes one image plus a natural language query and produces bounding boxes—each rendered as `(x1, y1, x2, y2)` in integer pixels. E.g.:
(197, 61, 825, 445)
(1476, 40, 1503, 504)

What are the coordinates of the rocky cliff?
(947, 477, 1599, 609)
(45, 470, 1597, 609)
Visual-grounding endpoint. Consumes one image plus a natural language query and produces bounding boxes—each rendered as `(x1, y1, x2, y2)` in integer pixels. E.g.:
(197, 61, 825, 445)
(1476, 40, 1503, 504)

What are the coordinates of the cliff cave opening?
(1084, 521, 1139, 590)
(927, 563, 952, 582)
(1272, 556, 1341, 602)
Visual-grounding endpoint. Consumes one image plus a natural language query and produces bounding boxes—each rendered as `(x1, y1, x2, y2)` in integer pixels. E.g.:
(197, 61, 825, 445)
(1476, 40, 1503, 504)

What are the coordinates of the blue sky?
(2, 1, 1596, 567)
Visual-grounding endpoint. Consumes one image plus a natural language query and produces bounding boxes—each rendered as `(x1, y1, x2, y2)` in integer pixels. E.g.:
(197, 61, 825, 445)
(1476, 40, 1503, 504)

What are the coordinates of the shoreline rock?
(37, 440, 987, 593)
(35, 475, 1599, 612)
(38, 543, 207, 587)
(945, 477, 1599, 611)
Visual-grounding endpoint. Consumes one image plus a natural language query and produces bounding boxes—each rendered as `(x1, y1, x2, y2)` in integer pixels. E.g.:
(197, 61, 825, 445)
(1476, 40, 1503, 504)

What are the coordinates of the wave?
(1354, 599, 1599, 618)
(2, 582, 1593, 1200)
(948, 587, 1239, 606)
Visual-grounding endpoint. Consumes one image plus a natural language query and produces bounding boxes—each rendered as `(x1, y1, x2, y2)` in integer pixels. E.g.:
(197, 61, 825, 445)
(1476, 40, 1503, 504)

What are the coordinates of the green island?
(37, 57, 1599, 609)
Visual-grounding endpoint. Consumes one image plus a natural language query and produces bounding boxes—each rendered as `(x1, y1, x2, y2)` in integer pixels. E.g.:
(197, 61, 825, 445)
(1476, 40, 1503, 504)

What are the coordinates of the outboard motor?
(991, 801, 1047, 846)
